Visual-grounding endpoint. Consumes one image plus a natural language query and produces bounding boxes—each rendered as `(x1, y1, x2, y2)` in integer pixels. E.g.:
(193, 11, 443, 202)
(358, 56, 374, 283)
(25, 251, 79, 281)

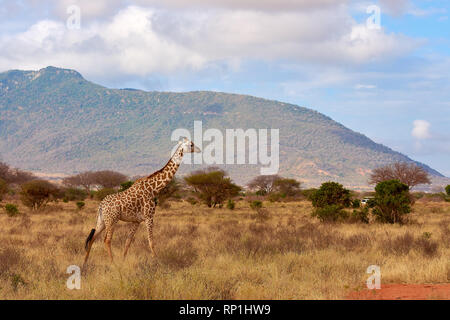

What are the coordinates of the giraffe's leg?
(82, 212, 105, 270)
(123, 222, 140, 258)
(104, 223, 116, 262)
(145, 215, 156, 257)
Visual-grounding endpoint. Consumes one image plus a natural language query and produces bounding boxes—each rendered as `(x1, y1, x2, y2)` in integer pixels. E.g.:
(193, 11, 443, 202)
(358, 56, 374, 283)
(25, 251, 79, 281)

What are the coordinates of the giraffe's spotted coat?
(83, 138, 200, 266)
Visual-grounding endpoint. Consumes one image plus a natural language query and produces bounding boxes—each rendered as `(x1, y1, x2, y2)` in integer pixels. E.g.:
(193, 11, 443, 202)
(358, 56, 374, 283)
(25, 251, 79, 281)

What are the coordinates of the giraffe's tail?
(84, 206, 103, 251)
(85, 229, 95, 251)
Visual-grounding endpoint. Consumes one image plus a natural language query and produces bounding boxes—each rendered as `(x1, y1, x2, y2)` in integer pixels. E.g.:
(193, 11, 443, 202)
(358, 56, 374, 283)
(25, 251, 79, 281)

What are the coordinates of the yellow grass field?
(0, 199, 449, 299)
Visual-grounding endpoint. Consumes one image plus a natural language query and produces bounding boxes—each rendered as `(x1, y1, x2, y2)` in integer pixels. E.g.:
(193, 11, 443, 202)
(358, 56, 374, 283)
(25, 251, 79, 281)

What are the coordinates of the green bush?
(351, 207, 369, 223)
(64, 188, 87, 201)
(255, 189, 267, 196)
(351, 199, 361, 208)
(76, 201, 85, 210)
(310, 182, 351, 222)
(250, 200, 263, 210)
(94, 188, 116, 201)
(20, 180, 59, 210)
(372, 180, 411, 224)
(226, 199, 235, 210)
(310, 182, 351, 208)
(311, 205, 348, 222)
(446, 185, 450, 196)
(4, 204, 19, 217)
(119, 181, 134, 192)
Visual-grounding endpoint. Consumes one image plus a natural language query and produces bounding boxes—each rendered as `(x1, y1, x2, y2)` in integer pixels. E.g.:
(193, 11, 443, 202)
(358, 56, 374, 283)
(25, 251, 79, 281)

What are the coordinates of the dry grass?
(0, 199, 448, 299)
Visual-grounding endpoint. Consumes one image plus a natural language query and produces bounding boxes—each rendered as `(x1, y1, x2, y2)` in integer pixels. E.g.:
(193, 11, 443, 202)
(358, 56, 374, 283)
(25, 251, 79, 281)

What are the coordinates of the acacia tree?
(62, 171, 97, 193)
(273, 178, 302, 196)
(63, 170, 128, 191)
(247, 175, 281, 195)
(91, 170, 128, 188)
(185, 168, 241, 207)
(369, 162, 431, 189)
(20, 179, 59, 210)
(0, 161, 35, 184)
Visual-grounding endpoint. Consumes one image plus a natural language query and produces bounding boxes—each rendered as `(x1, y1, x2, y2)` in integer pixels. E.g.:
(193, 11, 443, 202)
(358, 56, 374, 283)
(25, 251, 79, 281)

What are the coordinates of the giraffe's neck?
(142, 145, 184, 195)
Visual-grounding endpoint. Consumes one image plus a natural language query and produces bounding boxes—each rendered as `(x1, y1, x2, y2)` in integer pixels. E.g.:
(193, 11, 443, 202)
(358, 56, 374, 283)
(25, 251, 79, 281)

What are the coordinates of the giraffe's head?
(179, 137, 201, 153)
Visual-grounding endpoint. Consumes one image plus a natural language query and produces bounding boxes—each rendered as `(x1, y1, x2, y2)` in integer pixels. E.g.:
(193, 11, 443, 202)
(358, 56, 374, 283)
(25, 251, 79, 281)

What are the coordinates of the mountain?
(0, 66, 445, 188)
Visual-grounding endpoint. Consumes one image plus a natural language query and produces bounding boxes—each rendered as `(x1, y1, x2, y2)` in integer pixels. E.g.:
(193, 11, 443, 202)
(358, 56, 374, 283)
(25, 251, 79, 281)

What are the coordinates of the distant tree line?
(1, 159, 448, 224)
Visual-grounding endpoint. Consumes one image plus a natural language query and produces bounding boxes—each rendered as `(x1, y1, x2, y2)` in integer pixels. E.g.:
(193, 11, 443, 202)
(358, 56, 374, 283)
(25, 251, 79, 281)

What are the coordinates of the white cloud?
(0, 4, 420, 78)
(412, 120, 431, 139)
(355, 84, 376, 89)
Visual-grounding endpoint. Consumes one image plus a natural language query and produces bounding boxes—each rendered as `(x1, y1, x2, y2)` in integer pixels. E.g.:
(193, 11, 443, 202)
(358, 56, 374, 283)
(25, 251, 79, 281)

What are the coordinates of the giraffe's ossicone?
(83, 138, 201, 269)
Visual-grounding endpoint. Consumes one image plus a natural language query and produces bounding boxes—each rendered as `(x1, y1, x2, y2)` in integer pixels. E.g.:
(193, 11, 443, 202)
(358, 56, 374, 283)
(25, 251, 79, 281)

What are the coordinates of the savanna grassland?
(0, 199, 449, 299)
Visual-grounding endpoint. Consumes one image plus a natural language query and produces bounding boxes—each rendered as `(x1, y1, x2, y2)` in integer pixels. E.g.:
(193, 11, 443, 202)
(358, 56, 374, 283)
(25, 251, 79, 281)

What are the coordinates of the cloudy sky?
(1, 0, 449, 176)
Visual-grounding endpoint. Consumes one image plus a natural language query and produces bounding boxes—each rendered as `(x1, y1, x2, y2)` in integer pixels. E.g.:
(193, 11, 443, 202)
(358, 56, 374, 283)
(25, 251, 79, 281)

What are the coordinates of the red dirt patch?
(347, 284, 450, 300)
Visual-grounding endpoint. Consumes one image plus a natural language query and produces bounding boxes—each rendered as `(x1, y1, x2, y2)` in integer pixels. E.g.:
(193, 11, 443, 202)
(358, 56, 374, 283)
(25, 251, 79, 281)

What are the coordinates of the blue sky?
(1, 0, 449, 176)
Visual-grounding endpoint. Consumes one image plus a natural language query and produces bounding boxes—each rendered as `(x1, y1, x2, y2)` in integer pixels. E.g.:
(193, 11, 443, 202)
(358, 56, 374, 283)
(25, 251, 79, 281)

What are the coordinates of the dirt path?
(347, 284, 450, 300)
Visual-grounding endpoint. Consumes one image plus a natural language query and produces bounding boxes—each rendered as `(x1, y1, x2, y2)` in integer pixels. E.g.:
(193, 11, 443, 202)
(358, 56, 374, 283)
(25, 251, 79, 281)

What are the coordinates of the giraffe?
(83, 137, 201, 269)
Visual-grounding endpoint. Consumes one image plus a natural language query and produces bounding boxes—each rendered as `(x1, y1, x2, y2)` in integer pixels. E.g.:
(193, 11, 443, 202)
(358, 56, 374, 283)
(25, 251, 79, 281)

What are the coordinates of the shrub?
(94, 188, 116, 201)
(415, 236, 438, 258)
(158, 239, 198, 270)
(250, 200, 263, 210)
(267, 192, 283, 202)
(351, 207, 369, 223)
(76, 201, 85, 210)
(19, 180, 59, 210)
(0, 178, 7, 201)
(255, 189, 267, 196)
(311, 205, 348, 222)
(273, 178, 302, 197)
(382, 233, 414, 255)
(302, 188, 318, 200)
(310, 182, 351, 208)
(186, 197, 198, 205)
(226, 199, 235, 210)
(119, 181, 134, 192)
(64, 188, 87, 201)
(184, 168, 241, 207)
(446, 185, 450, 196)
(310, 182, 351, 222)
(372, 180, 411, 224)
(351, 199, 361, 208)
(158, 178, 181, 206)
(4, 204, 19, 217)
